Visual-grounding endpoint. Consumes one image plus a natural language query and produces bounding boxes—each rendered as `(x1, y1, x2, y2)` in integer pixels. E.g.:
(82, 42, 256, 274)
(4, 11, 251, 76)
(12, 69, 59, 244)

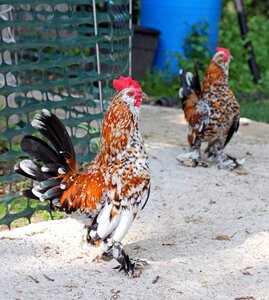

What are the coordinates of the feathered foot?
(176, 150, 208, 168)
(217, 153, 245, 170)
(206, 141, 245, 170)
(113, 243, 147, 278)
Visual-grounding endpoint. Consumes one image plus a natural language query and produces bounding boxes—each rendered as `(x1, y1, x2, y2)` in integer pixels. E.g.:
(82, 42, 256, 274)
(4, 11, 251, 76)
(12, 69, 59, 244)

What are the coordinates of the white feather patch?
(176, 152, 193, 161)
(34, 114, 41, 120)
(186, 72, 193, 86)
(96, 204, 121, 239)
(32, 187, 43, 200)
(42, 109, 51, 116)
(60, 183, 67, 190)
(112, 210, 134, 243)
(31, 119, 44, 129)
(97, 203, 113, 225)
(41, 166, 50, 172)
(179, 88, 183, 98)
(19, 160, 36, 177)
(58, 168, 66, 175)
(199, 124, 204, 132)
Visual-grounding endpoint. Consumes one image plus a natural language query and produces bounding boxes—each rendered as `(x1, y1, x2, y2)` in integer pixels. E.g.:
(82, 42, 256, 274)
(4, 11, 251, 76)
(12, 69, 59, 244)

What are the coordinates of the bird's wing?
(224, 114, 240, 148)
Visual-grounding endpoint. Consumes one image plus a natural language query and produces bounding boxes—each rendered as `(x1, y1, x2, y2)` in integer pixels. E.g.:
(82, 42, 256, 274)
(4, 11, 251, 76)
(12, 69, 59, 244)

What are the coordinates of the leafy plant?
(175, 20, 211, 73)
(219, 0, 269, 98)
(141, 70, 179, 99)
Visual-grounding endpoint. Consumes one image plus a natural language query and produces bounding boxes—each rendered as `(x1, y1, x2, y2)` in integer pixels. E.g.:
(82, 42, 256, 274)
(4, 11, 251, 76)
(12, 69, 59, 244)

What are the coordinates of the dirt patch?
(0, 106, 269, 299)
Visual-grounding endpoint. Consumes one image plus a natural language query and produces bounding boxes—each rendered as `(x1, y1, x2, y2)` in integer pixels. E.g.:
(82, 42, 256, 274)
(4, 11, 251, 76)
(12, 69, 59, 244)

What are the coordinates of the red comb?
(113, 76, 142, 92)
(216, 47, 230, 57)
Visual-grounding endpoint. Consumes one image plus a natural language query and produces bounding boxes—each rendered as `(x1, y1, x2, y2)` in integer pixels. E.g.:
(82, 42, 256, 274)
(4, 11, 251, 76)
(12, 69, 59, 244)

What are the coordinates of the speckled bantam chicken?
(14, 76, 151, 277)
(177, 47, 244, 169)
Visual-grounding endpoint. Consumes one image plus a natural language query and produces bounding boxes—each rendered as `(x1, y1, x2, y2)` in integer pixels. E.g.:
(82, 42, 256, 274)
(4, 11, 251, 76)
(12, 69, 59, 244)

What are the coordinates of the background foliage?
(220, 0, 269, 97)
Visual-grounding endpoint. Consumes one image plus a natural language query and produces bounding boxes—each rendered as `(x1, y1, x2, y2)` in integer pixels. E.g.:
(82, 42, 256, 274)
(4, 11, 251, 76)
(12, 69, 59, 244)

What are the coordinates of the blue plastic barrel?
(141, 0, 222, 75)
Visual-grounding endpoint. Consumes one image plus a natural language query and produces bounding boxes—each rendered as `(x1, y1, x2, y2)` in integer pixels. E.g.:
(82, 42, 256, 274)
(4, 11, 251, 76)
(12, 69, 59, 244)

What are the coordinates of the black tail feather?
(14, 110, 77, 210)
(41, 163, 68, 174)
(179, 62, 201, 103)
(38, 178, 62, 189)
(21, 189, 39, 200)
(41, 187, 63, 201)
(15, 160, 50, 181)
(48, 111, 75, 159)
(193, 61, 201, 97)
(32, 110, 75, 162)
(21, 135, 65, 165)
(179, 70, 192, 101)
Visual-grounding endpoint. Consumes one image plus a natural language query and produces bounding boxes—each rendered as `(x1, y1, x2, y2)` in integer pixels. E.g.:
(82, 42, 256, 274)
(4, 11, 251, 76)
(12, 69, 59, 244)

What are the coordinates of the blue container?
(141, 0, 222, 75)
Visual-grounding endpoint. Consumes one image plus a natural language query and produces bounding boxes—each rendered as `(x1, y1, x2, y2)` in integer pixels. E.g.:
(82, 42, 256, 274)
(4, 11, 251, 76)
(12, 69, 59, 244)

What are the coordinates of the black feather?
(41, 163, 68, 173)
(179, 62, 201, 103)
(142, 187, 150, 210)
(60, 200, 69, 211)
(21, 189, 39, 199)
(42, 187, 63, 201)
(32, 118, 64, 156)
(15, 160, 50, 181)
(52, 198, 61, 207)
(21, 135, 65, 165)
(39, 178, 62, 189)
(37, 111, 75, 162)
(14, 110, 78, 205)
(14, 162, 35, 180)
(48, 112, 75, 159)
(193, 61, 201, 97)
(179, 70, 191, 101)
(33, 178, 61, 194)
(224, 118, 240, 148)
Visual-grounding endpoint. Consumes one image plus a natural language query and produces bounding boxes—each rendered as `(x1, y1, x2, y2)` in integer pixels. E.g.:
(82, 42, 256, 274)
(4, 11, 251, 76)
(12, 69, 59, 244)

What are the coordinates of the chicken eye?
(127, 91, 134, 97)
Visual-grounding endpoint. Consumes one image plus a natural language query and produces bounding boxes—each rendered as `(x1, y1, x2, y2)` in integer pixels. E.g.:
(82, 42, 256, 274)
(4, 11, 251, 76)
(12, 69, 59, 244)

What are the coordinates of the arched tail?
(179, 61, 201, 106)
(14, 109, 77, 211)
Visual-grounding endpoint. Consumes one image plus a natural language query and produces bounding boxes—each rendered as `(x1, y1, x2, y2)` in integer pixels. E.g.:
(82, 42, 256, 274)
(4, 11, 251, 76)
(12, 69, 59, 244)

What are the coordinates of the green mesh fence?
(0, 1, 132, 228)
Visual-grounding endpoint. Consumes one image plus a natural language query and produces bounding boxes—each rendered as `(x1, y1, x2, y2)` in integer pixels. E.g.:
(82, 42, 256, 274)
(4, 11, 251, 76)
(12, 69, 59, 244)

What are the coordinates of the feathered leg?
(207, 140, 244, 169)
(177, 137, 208, 167)
(84, 209, 147, 277)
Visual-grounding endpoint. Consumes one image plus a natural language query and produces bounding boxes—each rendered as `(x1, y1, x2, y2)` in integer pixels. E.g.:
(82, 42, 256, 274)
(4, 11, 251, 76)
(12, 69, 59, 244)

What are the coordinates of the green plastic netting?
(0, 1, 132, 228)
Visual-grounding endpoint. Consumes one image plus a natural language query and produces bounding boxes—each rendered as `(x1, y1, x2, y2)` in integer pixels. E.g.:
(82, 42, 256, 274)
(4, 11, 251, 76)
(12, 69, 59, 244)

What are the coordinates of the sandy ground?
(1, 105, 269, 300)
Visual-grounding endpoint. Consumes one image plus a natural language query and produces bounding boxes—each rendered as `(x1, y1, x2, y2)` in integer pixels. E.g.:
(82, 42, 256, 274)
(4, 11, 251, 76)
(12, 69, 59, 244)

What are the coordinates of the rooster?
(177, 47, 243, 169)
(14, 76, 150, 277)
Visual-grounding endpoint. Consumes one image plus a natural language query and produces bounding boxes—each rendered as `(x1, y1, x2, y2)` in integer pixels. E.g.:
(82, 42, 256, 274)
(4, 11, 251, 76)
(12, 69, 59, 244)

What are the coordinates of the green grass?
(239, 99, 269, 123)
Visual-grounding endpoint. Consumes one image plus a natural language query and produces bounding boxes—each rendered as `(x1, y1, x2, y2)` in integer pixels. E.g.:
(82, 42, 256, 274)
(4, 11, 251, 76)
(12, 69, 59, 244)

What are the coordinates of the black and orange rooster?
(14, 76, 150, 276)
(177, 47, 243, 169)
